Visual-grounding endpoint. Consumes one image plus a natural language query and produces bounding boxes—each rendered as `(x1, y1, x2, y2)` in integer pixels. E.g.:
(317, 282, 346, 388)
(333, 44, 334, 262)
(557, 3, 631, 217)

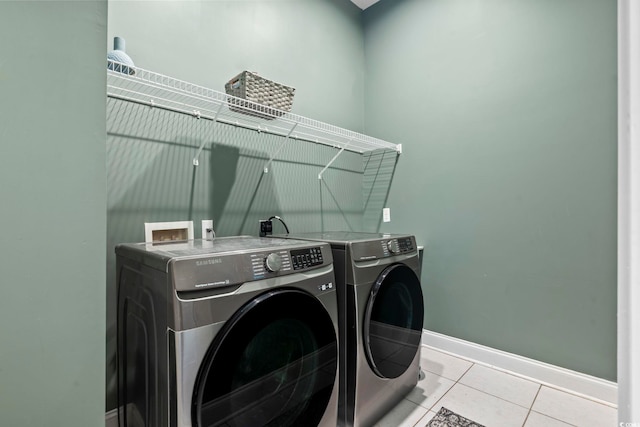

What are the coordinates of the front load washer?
(274, 232, 424, 427)
(116, 236, 339, 427)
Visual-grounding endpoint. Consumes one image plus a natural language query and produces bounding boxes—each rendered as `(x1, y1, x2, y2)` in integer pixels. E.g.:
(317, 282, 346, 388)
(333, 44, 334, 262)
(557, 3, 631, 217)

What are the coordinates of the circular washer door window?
(364, 263, 424, 378)
(192, 289, 337, 427)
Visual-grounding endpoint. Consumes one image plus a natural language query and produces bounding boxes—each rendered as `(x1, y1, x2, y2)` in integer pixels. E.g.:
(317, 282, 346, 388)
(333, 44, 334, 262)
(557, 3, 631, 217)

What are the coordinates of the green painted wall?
(0, 1, 107, 426)
(105, 0, 368, 410)
(363, 0, 617, 380)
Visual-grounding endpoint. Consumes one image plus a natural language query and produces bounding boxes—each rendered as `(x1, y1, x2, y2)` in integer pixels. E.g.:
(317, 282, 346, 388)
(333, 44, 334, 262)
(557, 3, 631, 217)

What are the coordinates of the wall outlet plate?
(383, 208, 391, 222)
(201, 219, 214, 240)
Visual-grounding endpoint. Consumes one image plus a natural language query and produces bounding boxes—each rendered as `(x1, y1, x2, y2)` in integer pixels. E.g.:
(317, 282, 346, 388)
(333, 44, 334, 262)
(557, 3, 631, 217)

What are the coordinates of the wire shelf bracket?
(106, 60, 402, 175)
(192, 102, 224, 166)
(318, 142, 349, 180)
(264, 122, 298, 174)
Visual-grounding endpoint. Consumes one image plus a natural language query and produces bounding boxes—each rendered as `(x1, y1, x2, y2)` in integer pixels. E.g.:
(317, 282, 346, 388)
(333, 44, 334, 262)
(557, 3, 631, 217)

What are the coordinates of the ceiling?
(350, 0, 381, 10)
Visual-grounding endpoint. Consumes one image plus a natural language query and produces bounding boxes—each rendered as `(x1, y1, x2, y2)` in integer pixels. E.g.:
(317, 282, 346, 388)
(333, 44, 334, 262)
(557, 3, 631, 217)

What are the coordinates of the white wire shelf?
(106, 60, 402, 179)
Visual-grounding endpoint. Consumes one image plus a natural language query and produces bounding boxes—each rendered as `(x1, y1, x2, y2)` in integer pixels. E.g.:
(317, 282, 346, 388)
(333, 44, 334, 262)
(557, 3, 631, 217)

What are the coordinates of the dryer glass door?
(364, 263, 424, 378)
(192, 289, 337, 427)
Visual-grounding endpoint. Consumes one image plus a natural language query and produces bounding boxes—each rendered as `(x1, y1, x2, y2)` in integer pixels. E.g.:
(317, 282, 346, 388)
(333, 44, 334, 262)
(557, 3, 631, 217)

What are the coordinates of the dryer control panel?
(350, 235, 417, 261)
(382, 237, 415, 256)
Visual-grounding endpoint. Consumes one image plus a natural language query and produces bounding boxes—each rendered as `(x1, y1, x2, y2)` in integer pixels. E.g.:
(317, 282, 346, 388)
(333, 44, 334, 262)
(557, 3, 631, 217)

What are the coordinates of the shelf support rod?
(193, 102, 225, 166)
(318, 141, 351, 180)
(264, 122, 298, 174)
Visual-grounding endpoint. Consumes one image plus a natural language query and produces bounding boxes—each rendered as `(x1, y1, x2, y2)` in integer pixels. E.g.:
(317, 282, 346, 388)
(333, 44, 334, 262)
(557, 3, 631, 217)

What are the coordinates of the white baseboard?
(422, 329, 618, 406)
(105, 408, 118, 427)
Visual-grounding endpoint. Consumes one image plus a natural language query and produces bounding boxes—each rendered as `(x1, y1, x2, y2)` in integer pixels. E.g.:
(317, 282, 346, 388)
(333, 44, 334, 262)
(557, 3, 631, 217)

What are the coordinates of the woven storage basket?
(225, 71, 295, 120)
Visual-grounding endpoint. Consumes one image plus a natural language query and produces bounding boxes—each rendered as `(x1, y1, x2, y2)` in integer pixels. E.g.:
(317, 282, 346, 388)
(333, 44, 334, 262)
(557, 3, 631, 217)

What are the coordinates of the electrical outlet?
(260, 220, 273, 237)
(383, 208, 391, 222)
(201, 219, 214, 240)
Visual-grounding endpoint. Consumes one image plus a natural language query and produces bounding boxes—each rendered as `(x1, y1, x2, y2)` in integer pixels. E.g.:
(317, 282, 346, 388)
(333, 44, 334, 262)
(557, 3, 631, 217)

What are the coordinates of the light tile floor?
(374, 346, 617, 427)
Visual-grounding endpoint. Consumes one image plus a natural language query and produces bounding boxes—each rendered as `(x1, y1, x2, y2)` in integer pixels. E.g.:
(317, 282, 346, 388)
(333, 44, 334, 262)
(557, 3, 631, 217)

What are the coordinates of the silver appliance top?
(274, 231, 409, 244)
(116, 236, 333, 292)
(273, 231, 418, 261)
(121, 235, 321, 257)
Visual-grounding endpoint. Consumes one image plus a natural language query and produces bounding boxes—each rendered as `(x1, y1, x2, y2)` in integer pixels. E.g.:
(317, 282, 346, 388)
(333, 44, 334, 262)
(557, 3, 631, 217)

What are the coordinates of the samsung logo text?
(195, 258, 223, 267)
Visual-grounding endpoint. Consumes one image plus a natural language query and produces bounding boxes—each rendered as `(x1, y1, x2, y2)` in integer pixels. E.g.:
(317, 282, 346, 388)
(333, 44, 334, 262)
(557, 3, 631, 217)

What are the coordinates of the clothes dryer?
(116, 236, 339, 427)
(274, 232, 424, 427)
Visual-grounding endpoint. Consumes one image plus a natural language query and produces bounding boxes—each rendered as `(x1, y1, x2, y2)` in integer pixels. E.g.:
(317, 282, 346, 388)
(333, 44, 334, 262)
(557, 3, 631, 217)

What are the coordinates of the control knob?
(265, 253, 283, 272)
(386, 240, 400, 254)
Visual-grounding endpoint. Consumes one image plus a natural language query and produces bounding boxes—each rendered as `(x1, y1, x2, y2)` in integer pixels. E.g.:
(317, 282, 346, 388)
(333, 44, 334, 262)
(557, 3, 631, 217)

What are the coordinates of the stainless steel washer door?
(192, 288, 338, 427)
(363, 263, 424, 379)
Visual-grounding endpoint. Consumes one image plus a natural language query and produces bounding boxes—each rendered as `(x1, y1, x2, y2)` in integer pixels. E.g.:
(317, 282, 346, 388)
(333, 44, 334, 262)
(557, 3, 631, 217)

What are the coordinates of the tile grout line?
(521, 384, 542, 427)
(411, 406, 435, 427)
(456, 380, 540, 411)
(527, 386, 591, 427)
(423, 361, 475, 416)
(527, 409, 580, 427)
